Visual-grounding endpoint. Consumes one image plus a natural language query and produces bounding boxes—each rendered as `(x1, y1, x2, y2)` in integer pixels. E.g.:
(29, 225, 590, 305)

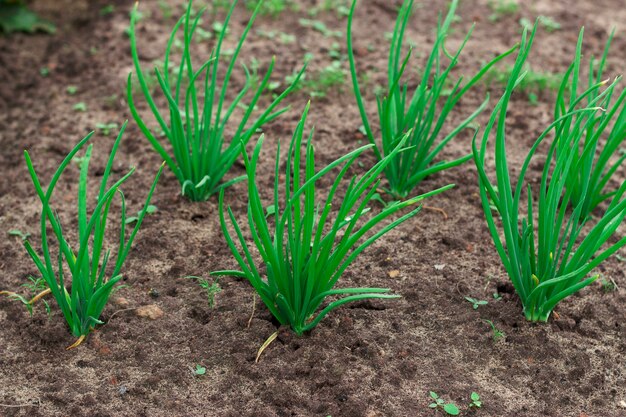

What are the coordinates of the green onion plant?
(347, 0, 515, 198)
(556, 29, 626, 218)
(128, 0, 304, 202)
(473, 25, 626, 322)
(214, 104, 453, 335)
(21, 122, 163, 345)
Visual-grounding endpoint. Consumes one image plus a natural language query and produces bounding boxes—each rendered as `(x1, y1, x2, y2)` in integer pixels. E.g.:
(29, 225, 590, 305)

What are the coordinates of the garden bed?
(0, 0, 625, 416)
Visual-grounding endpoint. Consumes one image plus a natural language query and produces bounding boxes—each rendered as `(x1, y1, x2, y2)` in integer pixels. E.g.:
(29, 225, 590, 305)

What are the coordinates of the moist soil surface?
(1, 0, 626, 416)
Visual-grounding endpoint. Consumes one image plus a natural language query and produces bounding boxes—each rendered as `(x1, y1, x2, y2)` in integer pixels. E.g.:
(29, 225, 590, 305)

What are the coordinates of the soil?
(1, 0, 626, 416)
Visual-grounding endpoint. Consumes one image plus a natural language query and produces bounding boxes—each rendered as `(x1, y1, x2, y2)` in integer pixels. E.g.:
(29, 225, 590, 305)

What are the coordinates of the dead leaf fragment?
(388, 270, 400, 278)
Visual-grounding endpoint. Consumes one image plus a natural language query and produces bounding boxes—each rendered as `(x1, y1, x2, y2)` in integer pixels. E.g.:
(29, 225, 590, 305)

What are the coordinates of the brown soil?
(1, 0, 625, 416)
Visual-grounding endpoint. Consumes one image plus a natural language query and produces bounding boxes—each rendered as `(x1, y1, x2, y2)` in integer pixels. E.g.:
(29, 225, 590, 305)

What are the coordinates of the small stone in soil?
(135, 304, 164, 320)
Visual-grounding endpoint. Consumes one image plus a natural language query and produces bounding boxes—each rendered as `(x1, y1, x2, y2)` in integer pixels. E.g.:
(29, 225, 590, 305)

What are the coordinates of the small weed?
(96, 122, 119, 136)
(39, 67, 49, 77)
(73, 102, 87, 112)
(193, 364, 206, 376)
(66, 85, 78, 95)
(429, 392, 460, 415)
(243, 0, 296, 16)
(125, 205, 158, 224)
(157, 0, 173, 19)
(257, 29, 295, 44)
(520, 16, 560, 33)
(485, 64, 563, 95)
(4, 276, 51, 316)
(482, 319, 505, 342)
(309, 0, 350, 18)
(492, 292, 502, 301)
(8, 229, 30, 240)
(465, 297, 488, 310)
(299, 18, 342, 37)
(187, 276, 222, 308)
(599, 276, 618, 293)
(487, 0, 519, 22)
(99, 5, 115, 16)
(469, 392, 482, 409)
(0, 2, 56, 34)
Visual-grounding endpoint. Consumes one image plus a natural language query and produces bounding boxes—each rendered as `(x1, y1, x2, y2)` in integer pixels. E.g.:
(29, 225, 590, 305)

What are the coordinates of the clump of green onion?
(214, 103, 453, 335)
(15, 121, 163, 347)
(347, 0, 515, 198)
(556, 29, 626, 218)
(473, 24, 626, 322)
(128, 0, 304, 202)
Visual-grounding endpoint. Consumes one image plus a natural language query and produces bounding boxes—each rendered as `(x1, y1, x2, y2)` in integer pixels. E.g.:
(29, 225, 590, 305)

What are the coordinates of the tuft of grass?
(128, 0, 305, 202)
(348, 0, 515, 198)
(214, 104, 452, 335)
(16, 122, 163, 341)
(473, 24, 626, 322)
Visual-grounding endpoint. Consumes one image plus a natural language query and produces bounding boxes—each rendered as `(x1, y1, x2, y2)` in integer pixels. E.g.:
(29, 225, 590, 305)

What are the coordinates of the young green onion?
(555, 29, 626, 218)
(20, 121, 163, 346)
(214, 103, 453, 335)
(347, 0, 515, 198)
(473, 24, 626, 322)
(128, 0, 304, 202)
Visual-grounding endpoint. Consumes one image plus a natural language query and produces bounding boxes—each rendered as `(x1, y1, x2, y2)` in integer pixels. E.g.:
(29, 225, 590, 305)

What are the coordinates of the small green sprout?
(2, 276, 51, 316)
(8, 229, 30, 240)
(520, 16, 560, 33)
(243, 0, 294, 16)
(96, 122, 119, 136)
(599, 276, 618, 293)
(193, 364, 206, 376)
(99, 5, 115, 16)
(0, 2, 56, 34)
(125, 204, 158, 224)
(73, 102, 87, 112)
(465, 296, 488, 310)
(487, 0, 519, 22)
(187, 276, 222, 308)
(469, 392, 482, 408)
(66, 85, 78, 95)
(298, 18, 342, 37)
(482, 319, 505, 342)
(39, 67, 49, 77)
(429, 392, 460, 415)
(158, 0, 173, 18)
